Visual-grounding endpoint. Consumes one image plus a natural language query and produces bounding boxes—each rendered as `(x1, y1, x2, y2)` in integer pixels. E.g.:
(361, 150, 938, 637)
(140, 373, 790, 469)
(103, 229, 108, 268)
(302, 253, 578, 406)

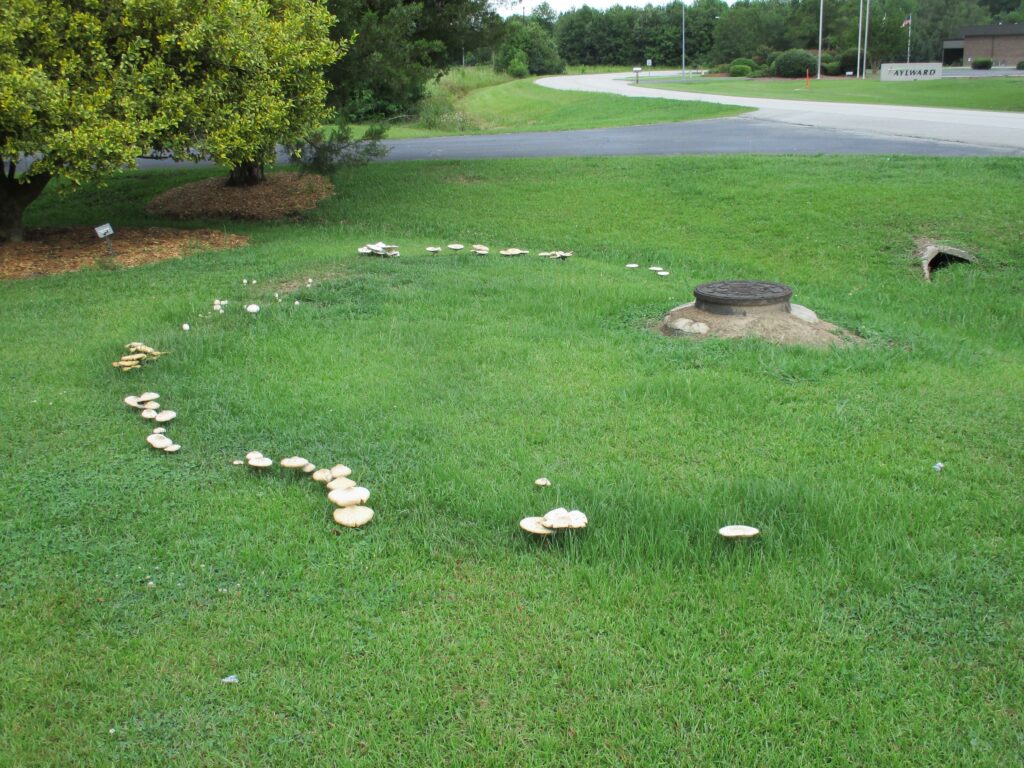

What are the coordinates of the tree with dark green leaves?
(496, 18, 565, 75)
(0, 0, 342, 242)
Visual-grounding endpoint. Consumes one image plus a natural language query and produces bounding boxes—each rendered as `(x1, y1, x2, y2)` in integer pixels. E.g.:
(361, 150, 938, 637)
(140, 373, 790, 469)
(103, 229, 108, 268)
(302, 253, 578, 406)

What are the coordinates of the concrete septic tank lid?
(694, 281, 793, 316)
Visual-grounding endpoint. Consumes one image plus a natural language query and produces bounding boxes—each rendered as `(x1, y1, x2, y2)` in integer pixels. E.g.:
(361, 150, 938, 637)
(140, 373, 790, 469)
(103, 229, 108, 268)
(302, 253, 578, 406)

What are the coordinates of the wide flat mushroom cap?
(154, 410, 176, 423)
(312, 468, 334, 483)
(426, 246, 441, 252)
(330, 464, 352, 478)
(152, 427, 167, 434)
(280, 456, 308, 469)
(248, 456, 274, 468)
(328, 486, 370, 507)
(124, 395, 142, 408)
(140, 409, 158, 419)
(326, 477, 357, 491)
(718, 525, 759, 539)
(520, 516, 555, 535)
(447, 243, 464, 250)
(540, 507, 574, 529)
(301, 463, 316, 473)
(147, 433, 173, 449)
(333, 506, 374, 528)
(245, 450, 264, 460)
(164, 444, 181, 453)
(534, 477, 551, 487)
(137, 392, 159, 402)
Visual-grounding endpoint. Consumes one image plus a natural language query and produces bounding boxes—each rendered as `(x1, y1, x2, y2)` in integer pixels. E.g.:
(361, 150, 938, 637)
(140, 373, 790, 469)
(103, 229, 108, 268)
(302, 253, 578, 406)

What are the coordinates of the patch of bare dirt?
(0, 227, 249, 280)
(146, 172, 333, 220)
(660, 303, 862, 348)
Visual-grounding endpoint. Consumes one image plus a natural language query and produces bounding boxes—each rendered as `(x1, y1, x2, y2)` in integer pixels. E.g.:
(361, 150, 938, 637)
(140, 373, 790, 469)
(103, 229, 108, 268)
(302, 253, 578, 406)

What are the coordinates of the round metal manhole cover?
(694, 280, 793, 308)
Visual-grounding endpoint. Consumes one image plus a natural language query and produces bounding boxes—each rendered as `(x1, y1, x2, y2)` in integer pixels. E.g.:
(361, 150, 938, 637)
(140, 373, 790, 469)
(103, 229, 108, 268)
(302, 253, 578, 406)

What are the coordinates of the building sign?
(880, 63, 942, 81)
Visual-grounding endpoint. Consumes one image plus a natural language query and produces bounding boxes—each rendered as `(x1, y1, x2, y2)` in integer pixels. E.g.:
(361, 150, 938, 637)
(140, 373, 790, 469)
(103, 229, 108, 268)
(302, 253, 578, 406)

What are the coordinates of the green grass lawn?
(2, 156, 1023, 765)
(636, 74, 1024, 112)
(358, 76, 746, 139)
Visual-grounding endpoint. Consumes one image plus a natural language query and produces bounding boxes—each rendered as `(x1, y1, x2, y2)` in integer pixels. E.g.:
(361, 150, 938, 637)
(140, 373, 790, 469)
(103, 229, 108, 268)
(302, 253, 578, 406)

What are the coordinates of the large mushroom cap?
(147, 433, 173, 449)
(280, 456, 308, 469)
(301, 463, 316, 473)
(326, 477, 357, 491)
(124, 395, 141, 408)
(163, 444, 181, 453)
(245, 450, 264, 460)
(328, 486, 370, 507)
(718, 525, 759, 539)
(312, 468, 334, 483)
(426, 246, 441, 253)
(248, 456, 274, 468)
(330, 464, 352, 478)
(154, 410, 176, 423)
(333, 506, 374, 528)
(137, 392, 159, 402)
(447, 243, 464, 250)
(540, 508, 587, 530)
(519, 516, 555, 536)
(534, 477, 551, 487)
(140, 409, 158, 420)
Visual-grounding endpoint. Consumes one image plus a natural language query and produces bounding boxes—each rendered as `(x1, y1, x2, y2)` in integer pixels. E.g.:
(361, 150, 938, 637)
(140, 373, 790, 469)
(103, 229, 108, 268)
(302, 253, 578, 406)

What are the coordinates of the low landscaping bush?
(971, 57, 993, 70)
(730, 58, 757, 71)
(729, 64, 752, 77)
(824, 61, 841, 76)
(1017, 60, 1024, 70)
(774, 48, 816, 78)
(840, 48, 860, 73)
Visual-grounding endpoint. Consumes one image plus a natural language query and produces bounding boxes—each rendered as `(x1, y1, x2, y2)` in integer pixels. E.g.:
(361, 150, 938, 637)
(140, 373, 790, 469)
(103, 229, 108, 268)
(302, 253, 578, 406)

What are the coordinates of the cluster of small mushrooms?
(234, 453, 374, 528)
(358, 242, 399, 257)
(112, 342, 165, 371)
(123, 391, 180, 453)
(625, 263, 670, 277)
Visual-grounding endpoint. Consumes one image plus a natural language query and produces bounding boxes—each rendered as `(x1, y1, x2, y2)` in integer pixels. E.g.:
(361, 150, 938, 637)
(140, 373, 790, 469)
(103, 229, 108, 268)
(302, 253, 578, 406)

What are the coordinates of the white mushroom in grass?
(330, 464, 352, 478)
(301, 463, 316, 474)
(718, 525, 759, 540)
(626, 263, 639, 268)
(138, 392, 159, 402)
(312, 468, 333, 483)
(447, 243, 464, 251)
(152, 427, 166, 434)
(326, 477, 357, 491)
(245, 304, 260, 314)
(333, 506, 374, 528)
(426, 246, 441, 253)
(519, 517, 555, 536)
(534, 477, 551, 487)
(280, 456, 309, 469)
(657, 271, 670, 277)
(140, 409, 158, 420)
(147, 433, 173, 450)
(154, 410, 176, 423)
(245, 451, 264, 461)
(163, 444, 181, 453)
(248, 456, 274, 468)
(540, 507, 588, 530)
(328, 486, 370, 508)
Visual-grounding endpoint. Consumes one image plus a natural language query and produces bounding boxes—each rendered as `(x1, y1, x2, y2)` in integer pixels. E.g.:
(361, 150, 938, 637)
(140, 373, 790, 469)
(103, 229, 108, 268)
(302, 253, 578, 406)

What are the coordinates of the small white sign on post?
(632, 66, 642, 84)
(880, 63, 942, 82)
(94, 223, 114, 238)
(646, 59, 653, 67)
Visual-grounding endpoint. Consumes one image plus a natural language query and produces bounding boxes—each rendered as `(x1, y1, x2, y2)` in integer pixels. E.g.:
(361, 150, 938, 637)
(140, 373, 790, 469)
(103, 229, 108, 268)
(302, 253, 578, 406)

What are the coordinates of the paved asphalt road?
(538, 71, 1024, 152)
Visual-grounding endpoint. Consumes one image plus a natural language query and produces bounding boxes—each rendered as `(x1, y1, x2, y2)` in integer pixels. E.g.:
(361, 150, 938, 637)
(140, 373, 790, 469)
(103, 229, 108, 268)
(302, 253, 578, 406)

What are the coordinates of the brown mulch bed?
(0, 227, 249, 280)
(146, 172, 333, 220)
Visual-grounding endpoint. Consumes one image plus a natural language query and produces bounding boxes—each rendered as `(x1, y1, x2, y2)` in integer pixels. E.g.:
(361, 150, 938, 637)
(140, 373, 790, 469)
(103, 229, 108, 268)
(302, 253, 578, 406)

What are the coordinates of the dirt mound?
(0, 227, 248, 280)
(660, 302, 861, 347)
(147, 172, 333, 220)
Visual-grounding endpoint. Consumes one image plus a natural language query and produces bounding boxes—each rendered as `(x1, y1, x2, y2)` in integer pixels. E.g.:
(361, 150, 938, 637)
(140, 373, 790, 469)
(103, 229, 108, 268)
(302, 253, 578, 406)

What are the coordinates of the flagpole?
(816, 0, 824, 79)
(862, 0, 871, 78)
(856, 0, 864, 77)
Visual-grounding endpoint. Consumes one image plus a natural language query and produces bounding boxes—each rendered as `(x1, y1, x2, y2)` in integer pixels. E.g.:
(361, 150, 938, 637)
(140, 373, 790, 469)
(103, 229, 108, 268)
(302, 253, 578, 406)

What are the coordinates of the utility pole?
(862, 0, 871, 78)
(816, 0, 824, 79)
(856, 0, 864, 77)
(681, 2, 686, 80)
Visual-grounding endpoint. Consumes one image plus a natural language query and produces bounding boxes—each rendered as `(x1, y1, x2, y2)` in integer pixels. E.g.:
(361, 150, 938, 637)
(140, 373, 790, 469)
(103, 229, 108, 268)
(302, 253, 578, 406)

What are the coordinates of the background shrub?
(1017, 61, 1024, 70)
(774, 49, 816, 78)
(824, 61, 841, 76)
(730, 58, 757, 71)
(506, 50, 530, 78)
(971, 57, 993, 70)
(729, 64, 752, 77)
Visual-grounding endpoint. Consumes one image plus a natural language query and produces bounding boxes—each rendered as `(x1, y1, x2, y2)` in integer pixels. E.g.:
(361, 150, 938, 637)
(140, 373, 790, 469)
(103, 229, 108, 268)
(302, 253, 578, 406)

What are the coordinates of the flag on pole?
(901, 14, 912, 28)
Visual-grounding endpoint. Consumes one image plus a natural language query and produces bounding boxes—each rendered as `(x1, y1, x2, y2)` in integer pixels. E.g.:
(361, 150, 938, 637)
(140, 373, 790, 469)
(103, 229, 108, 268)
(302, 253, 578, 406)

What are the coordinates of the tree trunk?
(227, 160, 266, 187)
(0, 169, 52, 244)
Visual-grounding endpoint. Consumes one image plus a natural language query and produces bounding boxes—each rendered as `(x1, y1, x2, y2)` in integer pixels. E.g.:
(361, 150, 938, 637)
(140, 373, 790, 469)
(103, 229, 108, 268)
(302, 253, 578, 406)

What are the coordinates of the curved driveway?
(537, 71, 1024, 151)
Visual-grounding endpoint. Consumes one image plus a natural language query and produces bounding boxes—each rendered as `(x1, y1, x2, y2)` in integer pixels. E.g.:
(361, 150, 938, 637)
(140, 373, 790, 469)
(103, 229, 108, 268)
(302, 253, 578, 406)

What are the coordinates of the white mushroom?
(248, 456, 273, 468)
(328, 486, 370, 507)
(147, 433, 173, 449)
(245, 304, 260, 314)
(649, 266, 663, 271)
(232, 460, 245, 465)
(140, 409, 158, 420)
(152, 427, 167, 434)
(426, 246, 441, 253)
(312, 468, 333, 483)
(124, 395, 142, 408)
(245, 450, 264, 460)
(447, 243, 464, 250)
(137, 392, 159, 402)
(154, 410, 176, 423)
(718, 525, 760, 539)
(181, 324, 190, 331)
(626, 263, 639, 268)
(301, 463, 316, 473)
(326, 477, 357, 491)
(333, 506, 374, 528)
(519, 516, 555, 536)
(499, 248, 529, 256)
(330, 464, 352, 478)
(657, 271, 670, 277)
(163, 444, 181, 453)
(540, 508, 588, 530)
(280, 456, 308, 469)
(357, 246, 373, 254)
(534, 477, 551, 487)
